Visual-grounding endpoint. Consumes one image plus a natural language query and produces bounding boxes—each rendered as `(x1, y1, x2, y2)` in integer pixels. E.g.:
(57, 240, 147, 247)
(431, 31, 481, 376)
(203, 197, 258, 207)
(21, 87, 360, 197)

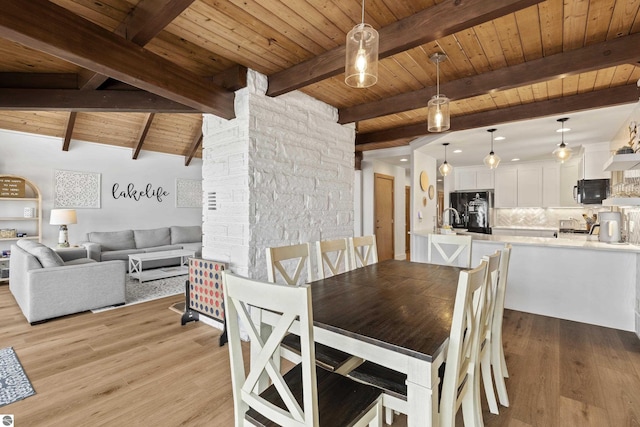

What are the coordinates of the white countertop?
(411, 229, 640, 253)
(491, 225, 559, 231)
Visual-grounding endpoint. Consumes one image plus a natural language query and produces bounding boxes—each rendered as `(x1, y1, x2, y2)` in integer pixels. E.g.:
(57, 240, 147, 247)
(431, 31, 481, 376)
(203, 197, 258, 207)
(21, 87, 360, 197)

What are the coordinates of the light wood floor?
(1, 284, 640, 426)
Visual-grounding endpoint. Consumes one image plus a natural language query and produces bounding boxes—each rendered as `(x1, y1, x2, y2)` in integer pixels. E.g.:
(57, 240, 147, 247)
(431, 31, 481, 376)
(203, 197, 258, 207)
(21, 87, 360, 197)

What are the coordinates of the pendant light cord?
(361, 0, 365, 24)
(436, 59, 440, 97)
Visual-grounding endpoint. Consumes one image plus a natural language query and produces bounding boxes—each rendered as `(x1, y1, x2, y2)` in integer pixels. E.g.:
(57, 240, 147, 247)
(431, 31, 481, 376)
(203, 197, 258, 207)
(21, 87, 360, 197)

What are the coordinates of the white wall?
(1, 129, 202, 249)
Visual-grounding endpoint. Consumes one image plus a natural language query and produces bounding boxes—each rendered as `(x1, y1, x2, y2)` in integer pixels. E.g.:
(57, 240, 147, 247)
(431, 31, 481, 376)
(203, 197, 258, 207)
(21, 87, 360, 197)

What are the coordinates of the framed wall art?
(176, 178, 202, 208)
(54, 170, 101, 208)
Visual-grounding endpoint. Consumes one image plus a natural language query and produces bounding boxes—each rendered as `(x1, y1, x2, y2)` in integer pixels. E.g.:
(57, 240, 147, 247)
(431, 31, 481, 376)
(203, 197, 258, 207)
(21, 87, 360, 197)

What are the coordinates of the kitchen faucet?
(442, 207, 460, 226)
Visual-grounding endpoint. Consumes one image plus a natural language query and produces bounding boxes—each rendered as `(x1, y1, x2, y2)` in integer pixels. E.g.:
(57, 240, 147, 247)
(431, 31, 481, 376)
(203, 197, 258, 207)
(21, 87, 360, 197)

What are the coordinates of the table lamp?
(50, 209, 77, 247)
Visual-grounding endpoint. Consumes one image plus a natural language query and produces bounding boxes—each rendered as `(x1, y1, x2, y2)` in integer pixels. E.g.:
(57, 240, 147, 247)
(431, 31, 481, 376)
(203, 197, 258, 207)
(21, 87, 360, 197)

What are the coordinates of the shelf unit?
(603, 153, 640, 172)
(0, 175, 42, 283)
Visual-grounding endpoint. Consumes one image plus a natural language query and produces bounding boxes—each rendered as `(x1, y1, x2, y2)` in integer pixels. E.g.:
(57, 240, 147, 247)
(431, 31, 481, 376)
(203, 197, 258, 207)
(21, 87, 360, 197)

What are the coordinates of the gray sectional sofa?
(10, 240, 126, 324)
(83, 225, 202, 270)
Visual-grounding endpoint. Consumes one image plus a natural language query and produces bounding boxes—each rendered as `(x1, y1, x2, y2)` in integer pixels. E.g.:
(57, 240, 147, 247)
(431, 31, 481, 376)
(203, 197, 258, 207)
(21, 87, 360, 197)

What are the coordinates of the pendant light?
(439, 143, 452, 176)
(428, 53, 450, 132)
(483, 128, 501, 169)
(345, 0, 378, 88)
(553, 117, 572, 163)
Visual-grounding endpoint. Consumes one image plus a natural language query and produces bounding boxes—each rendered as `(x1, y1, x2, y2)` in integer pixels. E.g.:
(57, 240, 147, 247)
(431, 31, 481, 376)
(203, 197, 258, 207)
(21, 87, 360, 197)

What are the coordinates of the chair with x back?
(266, 242, 314, 286)
(348, 235, 379, 268)
(440, 259, 489, 427)
(491, 243, 512, 408)
(477, 250, 502, 416)
(223, 271, 383, 427)
(427, 234, 472, 268)
(316, 238, 352, 279)
(266, 243, 356, 373)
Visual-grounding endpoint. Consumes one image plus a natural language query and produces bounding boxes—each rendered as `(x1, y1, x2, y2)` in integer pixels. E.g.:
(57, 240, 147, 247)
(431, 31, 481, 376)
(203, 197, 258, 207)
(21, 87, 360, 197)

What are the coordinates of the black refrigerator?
(449, 190, 494, 234)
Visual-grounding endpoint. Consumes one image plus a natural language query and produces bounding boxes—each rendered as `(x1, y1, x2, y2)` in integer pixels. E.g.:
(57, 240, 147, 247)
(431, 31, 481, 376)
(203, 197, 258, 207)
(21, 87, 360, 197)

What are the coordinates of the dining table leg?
(406, 358, 440, 427)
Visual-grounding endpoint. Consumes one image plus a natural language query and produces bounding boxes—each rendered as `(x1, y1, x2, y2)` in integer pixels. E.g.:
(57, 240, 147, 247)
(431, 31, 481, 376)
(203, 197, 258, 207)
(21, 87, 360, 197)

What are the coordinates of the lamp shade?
(50, 209, 77, 225)
(345, 23, 379, 88)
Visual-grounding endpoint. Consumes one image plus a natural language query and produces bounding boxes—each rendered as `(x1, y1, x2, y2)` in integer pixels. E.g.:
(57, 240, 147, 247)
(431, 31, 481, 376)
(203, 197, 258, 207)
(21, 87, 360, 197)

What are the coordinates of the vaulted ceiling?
(0, 0, 638, 165)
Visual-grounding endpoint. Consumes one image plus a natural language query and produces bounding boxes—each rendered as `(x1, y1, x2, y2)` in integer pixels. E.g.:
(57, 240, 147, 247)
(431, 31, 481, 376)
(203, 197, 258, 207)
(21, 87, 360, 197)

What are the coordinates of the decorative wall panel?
(54, 170, 101, 208)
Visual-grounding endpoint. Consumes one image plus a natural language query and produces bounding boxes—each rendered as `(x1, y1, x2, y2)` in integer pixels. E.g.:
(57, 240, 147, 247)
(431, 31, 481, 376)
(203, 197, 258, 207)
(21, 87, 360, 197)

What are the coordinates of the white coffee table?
(128, 249, 195, 282)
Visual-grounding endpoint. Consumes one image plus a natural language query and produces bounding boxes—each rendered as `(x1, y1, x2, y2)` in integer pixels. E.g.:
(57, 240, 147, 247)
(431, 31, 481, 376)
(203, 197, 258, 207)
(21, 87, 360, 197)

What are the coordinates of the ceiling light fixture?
(553, 117, 572, 163)
(345, 0, 378, 88)
(439, 142, 452, 176)
(483, 128, 501, 169)
(428, 53, 450, 132)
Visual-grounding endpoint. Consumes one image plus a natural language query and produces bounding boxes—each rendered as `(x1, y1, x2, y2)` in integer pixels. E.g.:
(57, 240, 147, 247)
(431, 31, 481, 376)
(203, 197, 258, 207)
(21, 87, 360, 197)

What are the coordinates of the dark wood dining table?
(252, 259, 464, 427)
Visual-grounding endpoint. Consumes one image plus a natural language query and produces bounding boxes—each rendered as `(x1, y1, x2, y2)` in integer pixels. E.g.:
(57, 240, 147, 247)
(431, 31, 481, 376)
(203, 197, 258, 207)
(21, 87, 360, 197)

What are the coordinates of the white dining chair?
(265, 243, 356, 372)
(349, 235, 378, 268)
(491, 244, 512, 407)
(316, 238, 352, 278)
(346, 260, 489, 427)
(266, 242, 314, 285)
(222, 271, 384, 427)
(427, 234, 472, 268)
(440, 258, 488, 427)
(478, 250, 502, 416)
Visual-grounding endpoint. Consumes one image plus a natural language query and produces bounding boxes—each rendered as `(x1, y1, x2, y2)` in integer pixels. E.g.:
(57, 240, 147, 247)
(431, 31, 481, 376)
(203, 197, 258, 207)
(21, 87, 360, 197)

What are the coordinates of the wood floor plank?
(558, 396, 610, 427)
(558, 319, 606, 408)
(509, 314, 560, 426)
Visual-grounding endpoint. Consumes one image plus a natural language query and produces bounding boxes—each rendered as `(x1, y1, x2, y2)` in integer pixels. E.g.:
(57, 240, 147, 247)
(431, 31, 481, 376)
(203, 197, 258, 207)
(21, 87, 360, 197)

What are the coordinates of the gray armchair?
(9, 240, 126, 324)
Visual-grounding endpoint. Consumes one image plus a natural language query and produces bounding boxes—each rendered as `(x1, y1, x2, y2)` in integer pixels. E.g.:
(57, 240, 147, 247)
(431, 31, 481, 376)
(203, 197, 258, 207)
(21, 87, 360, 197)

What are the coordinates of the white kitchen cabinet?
(560, 162, 580, 206)
(517, 164, 543, 207)
(494, 167, 517, 207)
(580, 143, 611, 179)
(454, 167, 494, 190)
(542, 164, 560, 207)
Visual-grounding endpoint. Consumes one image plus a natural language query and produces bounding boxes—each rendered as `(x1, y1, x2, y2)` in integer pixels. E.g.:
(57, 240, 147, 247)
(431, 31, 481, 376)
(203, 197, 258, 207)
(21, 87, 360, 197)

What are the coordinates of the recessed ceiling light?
(494, 136, 506, 141)
(453, 149, 462, 153)
(400, 158, 408, 162)
(556, 127, 571, 133)
(511, 158, 520, 162)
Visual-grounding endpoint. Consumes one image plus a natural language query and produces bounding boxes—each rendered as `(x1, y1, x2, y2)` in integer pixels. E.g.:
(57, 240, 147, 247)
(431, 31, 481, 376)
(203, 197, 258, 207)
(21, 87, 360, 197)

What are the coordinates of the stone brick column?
(202, 70, 355, 280)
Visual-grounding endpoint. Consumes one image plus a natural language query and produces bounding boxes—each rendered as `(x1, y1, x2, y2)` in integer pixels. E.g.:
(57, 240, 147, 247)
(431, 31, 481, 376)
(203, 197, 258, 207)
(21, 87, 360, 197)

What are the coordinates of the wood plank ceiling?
(0, 0, 638, 165)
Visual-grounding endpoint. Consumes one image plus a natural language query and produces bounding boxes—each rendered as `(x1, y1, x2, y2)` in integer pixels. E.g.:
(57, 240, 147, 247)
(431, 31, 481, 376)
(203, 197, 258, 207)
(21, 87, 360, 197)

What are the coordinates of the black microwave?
(573, 179, 610, 204)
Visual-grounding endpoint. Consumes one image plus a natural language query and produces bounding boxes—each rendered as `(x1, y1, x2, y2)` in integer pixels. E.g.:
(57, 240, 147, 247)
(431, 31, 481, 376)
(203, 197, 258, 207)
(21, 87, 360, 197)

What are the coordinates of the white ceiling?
(368, 101, 640, 170)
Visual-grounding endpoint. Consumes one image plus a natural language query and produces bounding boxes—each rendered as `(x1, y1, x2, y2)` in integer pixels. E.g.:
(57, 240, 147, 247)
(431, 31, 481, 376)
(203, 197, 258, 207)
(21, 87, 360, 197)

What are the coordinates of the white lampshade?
(50, 209, 77, 225)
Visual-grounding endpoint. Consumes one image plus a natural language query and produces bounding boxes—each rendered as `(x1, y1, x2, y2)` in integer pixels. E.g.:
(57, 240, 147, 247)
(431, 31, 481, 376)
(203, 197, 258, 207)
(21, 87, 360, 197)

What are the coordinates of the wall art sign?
(111, 183, 169, 202)
(0, 177, 25, 198)
(176, 178, 202, 208)
(54, 170, 101, 208)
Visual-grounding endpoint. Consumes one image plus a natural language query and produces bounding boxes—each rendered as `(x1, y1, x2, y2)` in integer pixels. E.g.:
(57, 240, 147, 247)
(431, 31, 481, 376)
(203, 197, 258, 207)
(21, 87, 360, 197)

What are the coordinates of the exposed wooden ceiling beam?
(81, 0, 196, 91)
(340, 33, 640, 124)
(0, 88, 198, 112)
(185, 130, 203, 166)
(132, 113, 155, 159)
(62, 111, 77, 151)
(266, 0, 543, 97)
(0, 0, 235, 118)
(0, 73, 78, 89)
(356, 84, 640, 150)
(118, 0, 195, 45)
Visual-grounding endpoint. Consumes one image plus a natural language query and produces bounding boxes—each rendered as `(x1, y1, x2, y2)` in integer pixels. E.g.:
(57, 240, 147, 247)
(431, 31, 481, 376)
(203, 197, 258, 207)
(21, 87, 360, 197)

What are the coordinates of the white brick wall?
(203, 70, 355, 281)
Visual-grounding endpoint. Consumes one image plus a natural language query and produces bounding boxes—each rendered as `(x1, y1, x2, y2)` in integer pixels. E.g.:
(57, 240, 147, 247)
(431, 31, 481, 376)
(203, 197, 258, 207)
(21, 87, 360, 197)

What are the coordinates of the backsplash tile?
(494, 207, 606, 230)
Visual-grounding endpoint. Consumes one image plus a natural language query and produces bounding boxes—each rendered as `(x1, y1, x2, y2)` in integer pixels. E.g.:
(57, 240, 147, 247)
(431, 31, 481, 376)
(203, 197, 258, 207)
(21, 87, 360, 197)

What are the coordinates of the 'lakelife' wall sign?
(112, 183, 169, 202)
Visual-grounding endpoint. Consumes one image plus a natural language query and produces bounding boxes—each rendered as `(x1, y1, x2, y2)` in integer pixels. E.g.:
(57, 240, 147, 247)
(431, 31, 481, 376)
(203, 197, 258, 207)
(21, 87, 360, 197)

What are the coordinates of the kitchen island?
(411, 230, 639, 337)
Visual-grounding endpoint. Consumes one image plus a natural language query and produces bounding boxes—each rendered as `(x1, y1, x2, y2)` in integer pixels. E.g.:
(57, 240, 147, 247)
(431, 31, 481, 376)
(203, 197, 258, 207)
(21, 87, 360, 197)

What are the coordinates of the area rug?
(92, 275, 186, 313)
(0, 347, 35, 407)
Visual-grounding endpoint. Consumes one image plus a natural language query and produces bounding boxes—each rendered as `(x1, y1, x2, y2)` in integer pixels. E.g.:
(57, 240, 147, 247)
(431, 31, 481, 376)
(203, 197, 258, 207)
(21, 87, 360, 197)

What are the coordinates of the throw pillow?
(20, 242, 65, 268)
